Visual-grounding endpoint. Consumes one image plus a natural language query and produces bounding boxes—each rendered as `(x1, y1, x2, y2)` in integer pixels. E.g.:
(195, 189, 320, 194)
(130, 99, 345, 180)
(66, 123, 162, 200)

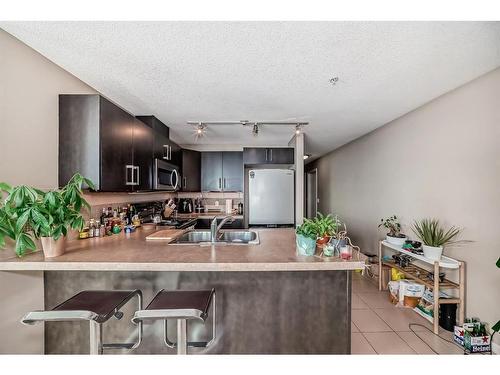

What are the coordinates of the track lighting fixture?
(187, 120, 308, 138)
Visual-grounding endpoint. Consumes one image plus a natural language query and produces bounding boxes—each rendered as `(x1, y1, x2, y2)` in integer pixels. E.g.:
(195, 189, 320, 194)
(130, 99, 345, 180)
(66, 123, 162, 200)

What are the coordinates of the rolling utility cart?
(378, 240, 465, 334)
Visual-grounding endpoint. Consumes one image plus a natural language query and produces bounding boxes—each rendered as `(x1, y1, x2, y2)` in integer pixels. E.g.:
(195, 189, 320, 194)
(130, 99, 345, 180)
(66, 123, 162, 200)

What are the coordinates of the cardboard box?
(453, 326, 465, 346)
(454, 325, 491, 353)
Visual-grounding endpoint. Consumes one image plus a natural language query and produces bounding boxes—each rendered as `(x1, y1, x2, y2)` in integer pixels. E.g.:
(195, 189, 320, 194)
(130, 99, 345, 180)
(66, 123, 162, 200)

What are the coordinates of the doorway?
(306, 169, 318, 219)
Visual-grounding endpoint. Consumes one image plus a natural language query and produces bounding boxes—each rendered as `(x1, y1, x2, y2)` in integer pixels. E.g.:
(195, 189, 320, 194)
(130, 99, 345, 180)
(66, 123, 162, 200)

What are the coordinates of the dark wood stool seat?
(132, 289, 216, 354)
(22, 289, 143, 354)
(52, 290, 140, 323)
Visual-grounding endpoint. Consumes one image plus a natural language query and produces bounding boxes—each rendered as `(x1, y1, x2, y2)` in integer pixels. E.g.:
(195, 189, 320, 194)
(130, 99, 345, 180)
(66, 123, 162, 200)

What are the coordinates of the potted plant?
(312, 212, 337, 245)
(0, 173, 94, 258)
(379, 215, 406, 246)
(296, 218, 317, 256)
(411, 218, 461, 261)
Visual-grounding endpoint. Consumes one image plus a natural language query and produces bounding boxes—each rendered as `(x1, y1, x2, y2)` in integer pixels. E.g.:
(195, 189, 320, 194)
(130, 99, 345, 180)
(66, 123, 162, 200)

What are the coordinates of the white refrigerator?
(248, 169, 295, 225)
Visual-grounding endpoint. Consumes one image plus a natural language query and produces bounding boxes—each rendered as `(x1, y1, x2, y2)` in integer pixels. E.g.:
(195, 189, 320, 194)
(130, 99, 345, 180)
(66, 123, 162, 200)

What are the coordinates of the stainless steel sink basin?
(171, 230, 259, 245)
(219, 231, 259, 244)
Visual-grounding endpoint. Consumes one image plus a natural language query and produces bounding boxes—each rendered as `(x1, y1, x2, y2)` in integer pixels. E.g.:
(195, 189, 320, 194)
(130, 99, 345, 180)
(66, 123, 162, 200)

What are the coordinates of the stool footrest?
(164, 340, 211, 349)
(102, 342, 139, 350)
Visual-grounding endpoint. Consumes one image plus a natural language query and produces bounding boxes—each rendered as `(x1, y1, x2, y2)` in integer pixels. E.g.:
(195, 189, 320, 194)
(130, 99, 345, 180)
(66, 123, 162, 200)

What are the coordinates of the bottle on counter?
(94, 220, 100, 237)
(88, 219, 95, 238)
(100, 208, 107, 225)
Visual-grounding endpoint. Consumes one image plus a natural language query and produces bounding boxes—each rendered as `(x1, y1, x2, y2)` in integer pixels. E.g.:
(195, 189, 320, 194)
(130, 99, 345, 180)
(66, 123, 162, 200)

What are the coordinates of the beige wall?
(308, 67, 500, 347)
(0, 30, 96, 354)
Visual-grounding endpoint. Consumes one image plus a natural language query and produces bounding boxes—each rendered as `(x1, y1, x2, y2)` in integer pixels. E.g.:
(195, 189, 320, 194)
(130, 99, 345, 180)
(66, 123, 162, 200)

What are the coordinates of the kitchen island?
(0, 228, 364, 354)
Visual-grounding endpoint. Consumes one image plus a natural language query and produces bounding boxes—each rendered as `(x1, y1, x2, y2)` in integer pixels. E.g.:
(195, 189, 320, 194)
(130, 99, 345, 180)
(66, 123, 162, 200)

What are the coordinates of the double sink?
(171, 230, 260, 245)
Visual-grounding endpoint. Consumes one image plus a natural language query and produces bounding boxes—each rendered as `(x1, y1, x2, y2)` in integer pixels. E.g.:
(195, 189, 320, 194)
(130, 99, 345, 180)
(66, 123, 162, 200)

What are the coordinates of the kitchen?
(1, 16, 500, 365)
(0, 31, 364, 355)
(0, 94, 362, 354)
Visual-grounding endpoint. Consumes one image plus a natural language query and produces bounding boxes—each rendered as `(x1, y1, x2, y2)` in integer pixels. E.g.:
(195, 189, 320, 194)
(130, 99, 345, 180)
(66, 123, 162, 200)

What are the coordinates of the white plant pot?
(41, 236, 67, 258)
(422, 244, 443, 261)
(386, 234, 407, 246)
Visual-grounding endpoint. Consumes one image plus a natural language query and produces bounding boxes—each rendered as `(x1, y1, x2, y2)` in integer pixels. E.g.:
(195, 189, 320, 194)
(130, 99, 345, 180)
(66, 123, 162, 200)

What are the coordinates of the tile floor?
(351, 272, 463, 354)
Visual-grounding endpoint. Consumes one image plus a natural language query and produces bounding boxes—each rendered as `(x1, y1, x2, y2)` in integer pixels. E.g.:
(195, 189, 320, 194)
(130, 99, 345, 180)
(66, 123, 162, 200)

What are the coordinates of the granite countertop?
(0, 227, 365, 272)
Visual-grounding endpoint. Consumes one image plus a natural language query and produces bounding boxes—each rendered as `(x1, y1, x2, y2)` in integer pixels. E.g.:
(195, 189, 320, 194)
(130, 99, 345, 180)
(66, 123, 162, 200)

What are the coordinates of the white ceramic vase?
(422, 244, 443, 261)
(41, 236, 67, 258)
(386, 234, 407, 246)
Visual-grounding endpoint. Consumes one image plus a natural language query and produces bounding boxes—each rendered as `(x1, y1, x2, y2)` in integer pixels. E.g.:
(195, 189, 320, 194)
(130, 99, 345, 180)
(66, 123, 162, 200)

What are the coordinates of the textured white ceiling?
(2, 22, 500, 159)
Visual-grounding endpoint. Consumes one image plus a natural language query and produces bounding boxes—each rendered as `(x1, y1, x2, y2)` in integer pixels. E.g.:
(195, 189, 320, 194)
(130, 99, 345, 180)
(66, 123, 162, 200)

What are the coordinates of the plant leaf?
(15, 208, 31, 234)
(15, 233, 36, 257)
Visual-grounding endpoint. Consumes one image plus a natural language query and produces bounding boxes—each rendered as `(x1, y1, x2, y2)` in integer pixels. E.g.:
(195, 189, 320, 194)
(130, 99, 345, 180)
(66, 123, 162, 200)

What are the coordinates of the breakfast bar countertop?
(0, 228, 365, 272)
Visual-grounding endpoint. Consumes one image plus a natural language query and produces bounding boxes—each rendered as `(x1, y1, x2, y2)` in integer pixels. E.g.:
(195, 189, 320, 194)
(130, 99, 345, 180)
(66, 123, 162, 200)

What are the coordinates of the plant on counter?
(311, 212, 337, 245)
(295, 219, 317, 256)
(411, 218, 461, 261)
(0, 173, 95, 257)
(379, 215, 407, 245)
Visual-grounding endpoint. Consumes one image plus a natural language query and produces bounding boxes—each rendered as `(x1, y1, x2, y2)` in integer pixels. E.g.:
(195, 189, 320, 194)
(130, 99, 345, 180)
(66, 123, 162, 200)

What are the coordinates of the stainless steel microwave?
(153, 159, 180, 191)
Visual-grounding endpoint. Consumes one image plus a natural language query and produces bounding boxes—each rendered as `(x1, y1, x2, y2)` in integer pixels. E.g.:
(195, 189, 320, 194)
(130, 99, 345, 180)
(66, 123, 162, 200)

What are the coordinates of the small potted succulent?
(379, 215, 407, 246)
(296, 218, 317, 256)
(0, 173, 94, 258)
(312, 212, 337, 245)
(411, 218, 461, 261)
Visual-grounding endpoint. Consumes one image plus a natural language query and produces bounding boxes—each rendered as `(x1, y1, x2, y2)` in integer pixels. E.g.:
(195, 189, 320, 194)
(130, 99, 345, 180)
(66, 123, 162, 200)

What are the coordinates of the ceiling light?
(303, 154, 311, 160)
(295, 125, 301, 135)
(193, 122, 206, 139)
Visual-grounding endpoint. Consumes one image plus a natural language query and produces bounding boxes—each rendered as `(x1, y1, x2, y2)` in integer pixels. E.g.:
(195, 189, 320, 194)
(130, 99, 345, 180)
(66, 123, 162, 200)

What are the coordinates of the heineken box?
(453, 326, 465, 346)
(454, 325, 491, 353)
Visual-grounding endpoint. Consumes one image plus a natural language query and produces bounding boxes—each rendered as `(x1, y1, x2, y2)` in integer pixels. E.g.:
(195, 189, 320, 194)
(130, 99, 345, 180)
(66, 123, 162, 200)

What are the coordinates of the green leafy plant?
(378, 215, 403, 237)
(0, 174, 95, 257)
(296, 218, 317, 240)
(411, 218, 461, 248)
(311, 212, 337, 238)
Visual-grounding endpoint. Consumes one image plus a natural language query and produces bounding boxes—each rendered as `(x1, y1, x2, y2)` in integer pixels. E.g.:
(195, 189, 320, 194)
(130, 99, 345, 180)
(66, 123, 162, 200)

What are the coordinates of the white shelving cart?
(378, 240, 465, 334)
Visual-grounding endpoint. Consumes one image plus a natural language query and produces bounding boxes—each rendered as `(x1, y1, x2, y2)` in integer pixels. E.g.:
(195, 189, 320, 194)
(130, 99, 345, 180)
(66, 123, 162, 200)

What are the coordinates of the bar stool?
(132, 289, 216, 354)
(21, 290, 143, 354)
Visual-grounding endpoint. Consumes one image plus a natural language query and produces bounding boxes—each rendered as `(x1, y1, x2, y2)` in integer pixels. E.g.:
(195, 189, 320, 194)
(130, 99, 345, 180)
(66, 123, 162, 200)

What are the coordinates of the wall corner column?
(290, 133, 304, 226)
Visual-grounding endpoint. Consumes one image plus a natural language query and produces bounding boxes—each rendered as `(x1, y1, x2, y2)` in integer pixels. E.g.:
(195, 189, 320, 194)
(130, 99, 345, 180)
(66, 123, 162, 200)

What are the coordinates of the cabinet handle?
(269, 149, 273, 161)
(218, 178, 222, 190)
(125, 165, 135, 185)
(265, 149, 268, 161)
(168, 145, 171, 160)
(163, 145, 168, 160)
(223, 178, 226, 189)
(183, 177, 187, 189)
(135, 166, 140, 186)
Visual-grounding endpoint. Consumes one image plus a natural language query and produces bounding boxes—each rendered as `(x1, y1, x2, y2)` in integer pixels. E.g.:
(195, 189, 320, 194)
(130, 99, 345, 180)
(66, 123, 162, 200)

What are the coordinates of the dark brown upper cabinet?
(59, 95, 153, 191)
(243, 147, 294, 165)
(180, 149, 201, 192)
(137, 115, 181, 167)
(201, 151, 243, 192)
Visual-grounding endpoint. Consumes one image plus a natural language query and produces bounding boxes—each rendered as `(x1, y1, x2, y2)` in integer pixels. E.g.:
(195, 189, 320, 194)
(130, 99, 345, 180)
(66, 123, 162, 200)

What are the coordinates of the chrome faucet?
(210, 215, 234, 243)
